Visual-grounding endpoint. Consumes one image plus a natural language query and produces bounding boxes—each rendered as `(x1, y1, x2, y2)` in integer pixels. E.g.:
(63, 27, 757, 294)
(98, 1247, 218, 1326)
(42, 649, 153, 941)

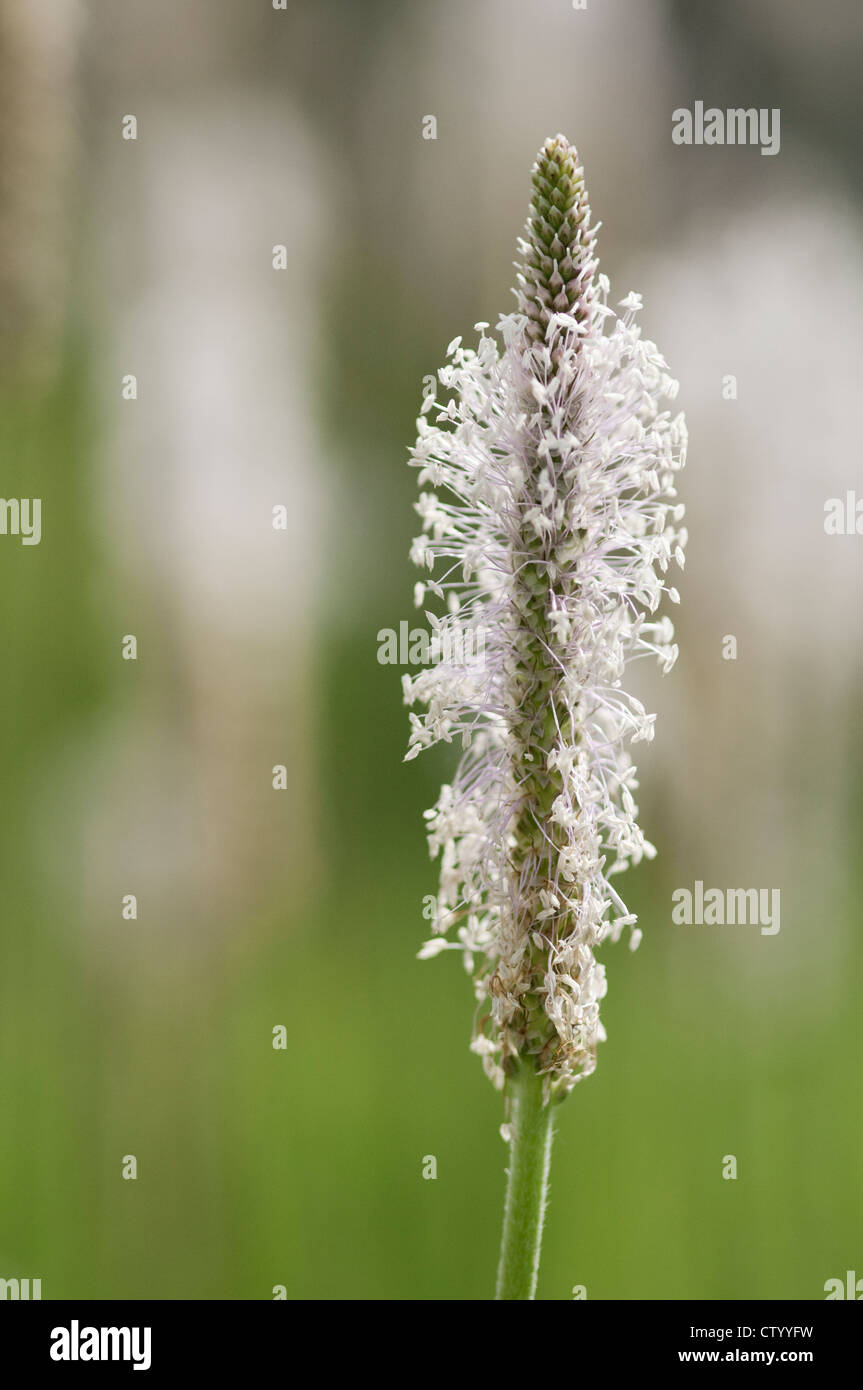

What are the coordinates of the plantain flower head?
(405, 136, 687, 1100)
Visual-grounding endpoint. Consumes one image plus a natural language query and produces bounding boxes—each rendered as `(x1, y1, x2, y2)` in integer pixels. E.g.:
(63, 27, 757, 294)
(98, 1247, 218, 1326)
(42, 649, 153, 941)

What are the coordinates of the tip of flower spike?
(516, 134, 598, 345)
(538, 133, 579, 161)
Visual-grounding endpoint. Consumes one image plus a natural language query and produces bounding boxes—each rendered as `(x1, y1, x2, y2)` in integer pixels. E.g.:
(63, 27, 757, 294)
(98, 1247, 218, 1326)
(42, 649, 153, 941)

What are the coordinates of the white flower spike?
(405, 136, 687, 1101)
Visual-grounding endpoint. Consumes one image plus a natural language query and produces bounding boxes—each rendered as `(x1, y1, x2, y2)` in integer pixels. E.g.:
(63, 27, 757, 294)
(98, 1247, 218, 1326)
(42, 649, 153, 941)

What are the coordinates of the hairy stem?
(495, 1062, 554, 1299)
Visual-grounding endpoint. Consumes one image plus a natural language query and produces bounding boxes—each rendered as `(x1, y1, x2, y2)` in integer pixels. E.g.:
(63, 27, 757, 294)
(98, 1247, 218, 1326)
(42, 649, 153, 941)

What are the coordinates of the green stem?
(495, 1062, 554, 1300)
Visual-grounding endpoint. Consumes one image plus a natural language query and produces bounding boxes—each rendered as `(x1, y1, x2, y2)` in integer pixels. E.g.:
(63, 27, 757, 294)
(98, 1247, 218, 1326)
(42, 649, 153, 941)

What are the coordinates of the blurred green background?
(1, 0, 862, 1299)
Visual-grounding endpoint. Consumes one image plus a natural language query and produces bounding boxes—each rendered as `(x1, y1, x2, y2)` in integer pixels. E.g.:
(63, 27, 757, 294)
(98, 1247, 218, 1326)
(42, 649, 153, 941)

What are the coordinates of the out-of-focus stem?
(495, 1061, 554, 1300)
